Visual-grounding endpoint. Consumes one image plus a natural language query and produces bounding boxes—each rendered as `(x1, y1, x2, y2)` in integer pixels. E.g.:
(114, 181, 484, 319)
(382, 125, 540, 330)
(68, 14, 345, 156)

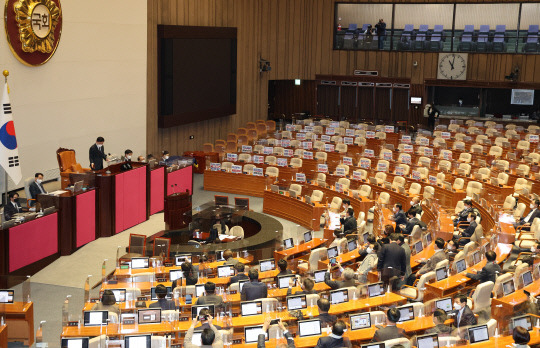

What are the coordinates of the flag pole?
(3, 70, 8, 207)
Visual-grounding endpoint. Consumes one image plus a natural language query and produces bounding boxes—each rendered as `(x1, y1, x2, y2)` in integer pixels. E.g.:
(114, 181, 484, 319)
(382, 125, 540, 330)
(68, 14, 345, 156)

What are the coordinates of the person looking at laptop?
(149, 284, 176, 310)
(416, 238, 447, 277)
(426, 309, 453, 336)
(241, 269, 267, 301)
(92, 289, 120, 316)
(228, 263, 249, 287)
(372, 308, 408, 342)
(314, 320, 351, 348)
(465, 251, 501, 283)
(184, 315, 223, 348)
(276, 259, 293, 280)
(196, 282, 224, 308)
(317, 298, 338, 327)
(223, 249, 239, 267)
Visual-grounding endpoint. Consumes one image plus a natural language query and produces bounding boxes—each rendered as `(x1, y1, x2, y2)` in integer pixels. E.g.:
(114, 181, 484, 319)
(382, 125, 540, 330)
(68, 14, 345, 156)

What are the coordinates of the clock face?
(437, 53, 468, 80)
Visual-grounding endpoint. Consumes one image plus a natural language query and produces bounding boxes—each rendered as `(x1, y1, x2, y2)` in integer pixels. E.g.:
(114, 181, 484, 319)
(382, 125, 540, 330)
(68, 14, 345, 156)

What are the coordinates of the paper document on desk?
(328, 212, 341, 230)
(48, 190, 68, 196)
(219, 234, 236, 241)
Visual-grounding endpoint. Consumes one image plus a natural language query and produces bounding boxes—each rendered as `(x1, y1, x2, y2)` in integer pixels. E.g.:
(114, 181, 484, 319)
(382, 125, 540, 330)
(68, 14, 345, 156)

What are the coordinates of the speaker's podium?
(164, 191, 192, 230)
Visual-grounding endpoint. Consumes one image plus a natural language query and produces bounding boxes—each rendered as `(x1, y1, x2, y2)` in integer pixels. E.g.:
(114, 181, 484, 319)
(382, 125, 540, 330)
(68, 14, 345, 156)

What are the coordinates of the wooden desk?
(491, 278, 540, 327)
(274, 238, 327, 261)
(4, 302, 34, 346)
(203, 170, 270, 197)
(0, 324, 7, 348)
(263, 190, 326, 231)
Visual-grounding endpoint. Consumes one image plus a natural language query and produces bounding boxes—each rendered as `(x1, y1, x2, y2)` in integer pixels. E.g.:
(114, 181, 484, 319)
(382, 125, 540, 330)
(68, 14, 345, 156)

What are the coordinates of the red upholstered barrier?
(150, 167, 165, 215)
(9, 213, 58, 272)
(76, 190, 96, 247)
(115, 166, 147, 234)
(166, 166, 193, 196)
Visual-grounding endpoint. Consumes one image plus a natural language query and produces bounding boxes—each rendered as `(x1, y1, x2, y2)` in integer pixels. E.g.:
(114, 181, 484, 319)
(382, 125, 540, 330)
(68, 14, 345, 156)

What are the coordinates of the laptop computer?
(108, 289, 126, 303)
(502, 279, 515, 296)
(241, 301, 263, 316)
(169, 269, 183, 282)
(414, 240, 423, 254)
(350, 313, 371, 330)
(195, 284, 205, 298)
(83, 311, 108, 326)
(190, 332, 204, 347)
(131, 257, 149, 269)
(283, 238, 294, 249)
(367, 282, 385, 297)
(512, 315, 533, 331)
(298, 319, 322, 337)
(217, 265, 235, 278)
(286, 295, 307, 311)
(435, 297, 453, 313)
(137, 308, 161, 324)
(416, 333, 439, 348)
(397, 305, 415, 322)
(522, 271, 533, 287)
(62, 337, 90, 348)
(455, 259, 467, 273)
(329, 289, 348, 304)
(277, 275, 296, 289)
(435, 267, 448, 282)
(467, 324, 490, 344)
(124, 335, 151, 348)
(0, 290, 14, 303)
(245, 325, 266, 344)
(238, 279, 249, 293)
(327, 246, 338, 259)
(259, 259, 275, 272)
(304, 231, 313, 243)
(347, 239, 357, 252)
(314, 270, 327, 283)
(175, 254, 191, 266)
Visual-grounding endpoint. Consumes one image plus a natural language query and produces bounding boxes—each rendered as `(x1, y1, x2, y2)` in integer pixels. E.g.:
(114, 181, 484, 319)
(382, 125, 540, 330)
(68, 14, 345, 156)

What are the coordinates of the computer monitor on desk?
(416, 333, 439, 348)
(350, 313, 371, 330)
(435, 297, 453, 313)
(137, 309, 161, 324)
(287, 295, 307, 310)
(83, 311, 108, 326)
(259, 259, 275, 272)
(0, 289, 14, 303)
(314, 270, 326, 283)
(368, 282, 385, 297)
(467, 325, 490, 344)
(304, 231, 313, 243)
(125, 335, 151, 348)
(191, 305, 215, 319)
(61, 337, 90, 348)
(512, 315, 533, 331)
(298, 319, 322, 337)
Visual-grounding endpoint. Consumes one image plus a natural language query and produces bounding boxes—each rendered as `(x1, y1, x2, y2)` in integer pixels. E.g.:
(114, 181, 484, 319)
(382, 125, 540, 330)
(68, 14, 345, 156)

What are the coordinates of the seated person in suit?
(195, 308, 221, 330)
(276, 259, 293, 279)
(92, 289, 120, 317)
(446, 239, 458, 261)
(513, 325, 531, 348)
(286, 277, 316, 296)
(340, 207, 357, 236)
(228, 263, 249, 287)
(356, 243, 379, 283)
(137, 155, 145, 162)
(173, 262, 198, 289)
(29, 172, 47, 205)
(455, 213, 477, 246)
(196, 282, 224, 308)
(465, 250, 501, 283)
(316, 298, 338, 328)
(149, 284, 176, 310)
(4, 192, 24, 220)
(372, 308, 408, 342)
(159, 150, 171, 165)
(324, 263, 357, 290)
(417, 238, 448, 277)
(314, 320, 351, 348)
(426, 309, 453, 336)
(358, 234, 378, 258)
(223, 249, 239, 267)
(399, 211, 420, 235)
(454, 199, 478, 227)
(259, 317, 295, 348)
(120, 149, 133, 171)
(515, 199, 540, 229)
(340, 199, 351, 217)
(407, 197, 422, 216)
(453, 294, 477, 331)
(390, 203, 407, 233)
(241, 269, 267, 301)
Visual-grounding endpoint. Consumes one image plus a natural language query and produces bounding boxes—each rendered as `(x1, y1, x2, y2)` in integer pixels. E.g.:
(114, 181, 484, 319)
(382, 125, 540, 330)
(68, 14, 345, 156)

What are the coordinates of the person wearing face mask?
(340, 207, 357, 236)
(406, 197, 422, 217)
(397, 234, 413, 286)
(356, 243, 379, 283)
(160, 150, 171, 165)
(455, 213, 477, 246)
(121, 149, 133, 171)
(454, 199, 479, 227)
(340, 199, 351, 217)
(452, 295, 477, 330)
(445, 240, 458, 261)
(399, 211, 420, 236)
(515, 199, 540, 229)
(4, 192, 24, 220)
(137, 155, 145, 162)
(426, 309, 453, 336)
(465, 250, 501, 283)
(89, 136, 107, 170)
(390, 203, 407, 234)
(29, 172, 47, 205)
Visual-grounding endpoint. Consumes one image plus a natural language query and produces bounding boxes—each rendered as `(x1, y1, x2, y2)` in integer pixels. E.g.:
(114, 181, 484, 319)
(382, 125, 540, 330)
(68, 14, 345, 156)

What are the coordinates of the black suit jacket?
(315, 335, 351, 348)
(240, 281, 268, 301)
(393, 210, 408, 227)
(407, 204, 422, 217)
(4, 201, 22, 220)
(341, 216, 357, 235)
(324, 272, 357, 290)
(377, 242, 407, 275)
(466, 261, 501, 283)
(229, 273, 249, 287)
(520, 208, 540, 225)
(89, 144, 107, 170)
(461, 221, 477, 238)
(372, 325, 407, 342)
(455, 305, 477, 328)
(120, 160, 133, 171)
(403, 217, 420, 235)
(29, 181, 46, 200)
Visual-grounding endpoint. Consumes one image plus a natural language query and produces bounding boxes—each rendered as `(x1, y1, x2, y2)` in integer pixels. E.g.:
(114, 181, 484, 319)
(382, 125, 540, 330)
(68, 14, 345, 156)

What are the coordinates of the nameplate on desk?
(253, 168, 263, 176)
(303, 151, 313, 160)
(343, 137, 353, 145)
(164, 262, 173, 267)
(335, 182, 343, 193)
(385, 125, 394, 133)
(330, 121, 339, 128)
(364, 149, 374, 157)
(123, 318, 136, 325)
(346, 129, 355, 136)
(296, 133, 306, 140)
(324, 144, 335, 152)
(403, 145, 413, 153)
(210, 163, 221, 171)
(317, 164, 328, 173)
(277, 158, 288, 167)
(366, 131, 375, 139)
(429, 175, 438, 186)
(325, 127, 335, 135)
(401, 136, 411, 144)
(138, 296, 148, 301)
(253, 155, 264, 164)
(395, 167, 404, 176)
(412, 170, 421, 181)
(284, 149, 293, 157)
(336, 167, 346, 177)
(67, 321, 79, 327)
(242, 145, 253, 153)
(275, 139, 282, 147)
(530, 135, 539, 143)
(107, 280, 118, 285)
(419, 138, 430, 146)
(343, 157, 353, 166)
(352, 171, 363, 180)
(286, 124, 294, 131)
(157, 278, 167, 283)
(263, 147, 273, 155)
(321, 135, 331, 142)
(383, 152, 392, 161)
(304, 126, 313, 133)
(359, 159, 371, 169)
(377, 163, 387, 172)
(441, 132, 451, 139)
(231, 165, 242, 174)
(400, 154, 411, 164)
(424, 148, 433, 157)
(302, 141, 313, 150)
(179, 317, 189, 322)
(296, 173, 306, 182)
(226, 153, 238, 162)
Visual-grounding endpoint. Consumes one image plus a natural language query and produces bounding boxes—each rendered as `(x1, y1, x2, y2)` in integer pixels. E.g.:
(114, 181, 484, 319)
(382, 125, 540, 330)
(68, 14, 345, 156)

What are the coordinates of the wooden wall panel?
(147, 0, 540, 156)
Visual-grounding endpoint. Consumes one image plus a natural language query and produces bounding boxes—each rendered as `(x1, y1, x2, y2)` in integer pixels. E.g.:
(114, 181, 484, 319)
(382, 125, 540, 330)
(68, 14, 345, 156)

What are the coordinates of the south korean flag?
(0, 83, 21, 184)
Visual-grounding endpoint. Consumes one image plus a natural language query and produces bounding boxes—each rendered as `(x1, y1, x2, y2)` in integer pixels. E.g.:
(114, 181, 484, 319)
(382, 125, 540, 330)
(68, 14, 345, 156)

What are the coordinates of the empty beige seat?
(289, 140, 301, 148)
(477, 167, 491, 180)
(378, 192, 390, 204)
(379, 149, 393, 160)
(290, 158, 303, 168)
(317, 173, 326, 185)
(294, 148, 305, 157)
(470, 144, 483, 154)
(375, 131, 386, 139)
(458, 153, 471, 163)
(339, 121, 349, 128)
(488, 146, 503, 157)
(337, 178, 350, 191)
(335, 127, 346, 136)
(238, 153, 251, 162)
(398, 153, 411, 163)
(354, 169, 368, 181)
(506, 123, 517, 130)
(313, 126, 323, 134)
(375, 172, 387, 184)
(310, 190, 323, 203)
(289, 184, 302, 197)
(517, 140, 530, 151)
(448, 124, 460, 132)
(424, 186, 435, 199)
(436, 172, 446, 185)
(502, 195, 516, 210)
(467, 126, 479, 134)
(497, 172, 509, 186)
(453, 141, 466, 151)
(355, 129, 366, 137)
(274, 147, 284, 156)
(528, 125, 540, 133)
(281, 131, 292, 139)
(392, 176, 406, 190)
(243, 164, 255, 174)
(485, 128, 498, 137)
(335, 143, 347, 153)
(506, 129, 518, 138)
(265, 156, 277, 165)
(517, 164, 530, 176)
(354, 137, 366, 146)
(476, 134, 488, 144)
(253, 144, 264, 154)
(453, 178, 465, 190)
(331, 136, 343, 144)
(377, 160, 390, 172)
(494, 159, 509, 171)
(458, 163, 471, 176)
(409, 182, 421, 195)
(396, 164, 410, 176)
(329, 197, 343, 212)
(417, 156, 431, 167)
(494, 137, 509, 147)
(315, 151, 327, 161)
(313, 141, 325, 150)
(466, 181, 483, 197)
(415, 137, 428, 145)
(454, 133, 466, 142)
(358, 185, 371, 198)
(221, 161, 233, 172)
(416, 146, 428, 155)
(357, 157, 371, 168)
(514, 178, 532, 194)
(438, 160, 451, 171)
(528, 153, 540, 164)
(416, 167, 428, 180)
(335, 164, 350, 176)
(265, 166, 279, 177)
(438, 150, 452, 160)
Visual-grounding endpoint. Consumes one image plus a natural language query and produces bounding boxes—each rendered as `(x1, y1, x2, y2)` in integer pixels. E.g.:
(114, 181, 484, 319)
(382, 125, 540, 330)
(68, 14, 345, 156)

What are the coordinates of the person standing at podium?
(89, 137, 107, 170)
(29, 172, 47, 205)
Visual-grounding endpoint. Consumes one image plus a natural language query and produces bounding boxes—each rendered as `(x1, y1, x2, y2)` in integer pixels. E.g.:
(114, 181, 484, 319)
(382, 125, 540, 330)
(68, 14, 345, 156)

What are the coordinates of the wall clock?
(437, 53, 468, 80)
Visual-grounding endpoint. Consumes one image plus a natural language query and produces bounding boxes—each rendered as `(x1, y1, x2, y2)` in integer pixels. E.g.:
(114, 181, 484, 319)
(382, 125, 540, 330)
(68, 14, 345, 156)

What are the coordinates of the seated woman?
(92, 289, 120, 317)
